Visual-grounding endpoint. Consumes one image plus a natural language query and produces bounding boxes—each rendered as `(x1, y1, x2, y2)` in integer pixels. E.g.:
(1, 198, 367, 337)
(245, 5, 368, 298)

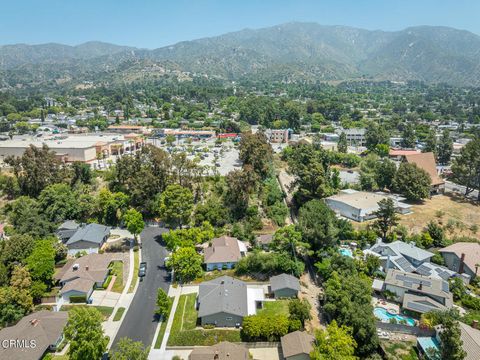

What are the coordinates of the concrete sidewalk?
(148, 286, 183, 360)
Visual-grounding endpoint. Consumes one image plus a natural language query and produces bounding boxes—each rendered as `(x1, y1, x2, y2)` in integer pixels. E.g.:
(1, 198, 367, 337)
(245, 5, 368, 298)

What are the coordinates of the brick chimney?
(459, 253, 466, 274)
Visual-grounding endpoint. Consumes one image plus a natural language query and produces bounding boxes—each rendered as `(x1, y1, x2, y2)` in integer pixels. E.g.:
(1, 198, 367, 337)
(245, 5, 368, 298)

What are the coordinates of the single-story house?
(383, 269, 453, 314)
(280, 331, 315, 360)
(404, 152, 445, 194)
(0, 310, 68, 360)
(203, 236, 247, 271)
(57, 220, 80, 243)
(439, 242, 480, 281)
(269, 273, 300, 298)
(64, 223, 111, 256)
(325, 189, 411, 222)
(54, 253, 112, 303)
(197, 276, 248, 327)
(189, 341, 250, 360)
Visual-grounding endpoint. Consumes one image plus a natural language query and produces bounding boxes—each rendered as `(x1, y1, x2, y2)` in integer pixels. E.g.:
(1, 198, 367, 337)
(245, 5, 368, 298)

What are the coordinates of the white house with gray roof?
(60, 223, 110, 256)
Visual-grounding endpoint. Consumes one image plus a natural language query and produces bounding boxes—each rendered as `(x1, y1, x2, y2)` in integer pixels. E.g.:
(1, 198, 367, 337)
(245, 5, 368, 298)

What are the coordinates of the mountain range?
(1, 22, 480, 88)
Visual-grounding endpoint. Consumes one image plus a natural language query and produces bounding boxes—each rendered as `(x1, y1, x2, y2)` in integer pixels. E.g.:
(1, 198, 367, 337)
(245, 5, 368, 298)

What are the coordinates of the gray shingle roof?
(371, 240, 434, 262)
(189, 342, 249, 360)
(0, 310, 68, 360)
(270, 273, 300, 292)
(66, 223, 110, 245)
(281, 331, 315, 358)
(198, 276, 248, 318)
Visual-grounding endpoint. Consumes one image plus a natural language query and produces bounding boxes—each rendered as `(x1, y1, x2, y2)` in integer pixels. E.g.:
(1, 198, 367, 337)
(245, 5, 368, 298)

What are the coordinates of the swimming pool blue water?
(339, 248, 353, 257)
(374, 307, 415, 326)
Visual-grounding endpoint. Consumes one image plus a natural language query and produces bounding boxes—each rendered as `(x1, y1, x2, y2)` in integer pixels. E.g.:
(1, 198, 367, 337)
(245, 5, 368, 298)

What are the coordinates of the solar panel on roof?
(415, 264, 432, 276)
(441, 281, 449, 292)
(395, 258, 415, 272)
(407, 301, 434, 313)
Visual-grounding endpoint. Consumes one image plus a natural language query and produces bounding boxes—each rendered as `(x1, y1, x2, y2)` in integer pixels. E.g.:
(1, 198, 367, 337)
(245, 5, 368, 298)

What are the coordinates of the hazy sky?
(1, 0, 479, 48)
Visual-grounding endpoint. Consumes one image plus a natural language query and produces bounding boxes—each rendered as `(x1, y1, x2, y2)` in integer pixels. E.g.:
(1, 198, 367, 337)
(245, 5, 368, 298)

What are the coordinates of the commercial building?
(336, 128, 366, 146)
(325, 189, 411, 222)
(0, 134, 144, 165)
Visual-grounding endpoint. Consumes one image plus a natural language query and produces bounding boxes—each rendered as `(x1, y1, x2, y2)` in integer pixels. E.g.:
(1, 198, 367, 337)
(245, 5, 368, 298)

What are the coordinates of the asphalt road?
(113, 226, 170, 347)
(445, 180, 479, 200)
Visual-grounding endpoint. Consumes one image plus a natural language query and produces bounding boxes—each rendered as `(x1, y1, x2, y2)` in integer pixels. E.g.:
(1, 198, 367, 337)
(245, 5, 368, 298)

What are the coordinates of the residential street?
(112, 226, 170, 347)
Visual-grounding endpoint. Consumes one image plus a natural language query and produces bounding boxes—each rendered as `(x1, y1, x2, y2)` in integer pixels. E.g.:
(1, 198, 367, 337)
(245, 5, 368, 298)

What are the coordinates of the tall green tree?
(365, 122, 389, 151)
(64, 307, 108, 360)
(26, 239, 55, 285)
(337, 132, 348, 153)
(110, 338, 149, 360)
(451, 137, 480, 200)
(373, 198, 399, 240)
(8, 196, 55, 237)
(123, 208, 145, 241)
(423, 129, 437, 155)
(156, 288, 171, 318)
(393, 162, 431, 201)
(437, 129, 453, 165)
(38, 183, 79, 223)
(239, 132, 273, 179)
(155, 184, 193, 228)
(439, 318, 466, 360)
(5, 144, 65, 197)
(311, 320, 357, 360)
(401, 123, 416, 149)
(166, 247, 203, 283)
(297, 200, 339, 249)
(271, 225, 310, 257)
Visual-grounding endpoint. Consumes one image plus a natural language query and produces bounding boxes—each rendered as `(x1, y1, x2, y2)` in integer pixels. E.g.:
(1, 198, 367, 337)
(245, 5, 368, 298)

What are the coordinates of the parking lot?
(147, 137, 242, 176)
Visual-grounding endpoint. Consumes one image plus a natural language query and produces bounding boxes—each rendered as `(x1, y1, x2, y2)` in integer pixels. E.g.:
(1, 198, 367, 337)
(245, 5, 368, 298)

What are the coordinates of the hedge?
(69, 295, 87, 303)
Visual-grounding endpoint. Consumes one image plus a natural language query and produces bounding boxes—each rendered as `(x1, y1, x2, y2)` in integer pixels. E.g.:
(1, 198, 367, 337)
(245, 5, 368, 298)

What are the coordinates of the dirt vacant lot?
(399, 194, 480, 240)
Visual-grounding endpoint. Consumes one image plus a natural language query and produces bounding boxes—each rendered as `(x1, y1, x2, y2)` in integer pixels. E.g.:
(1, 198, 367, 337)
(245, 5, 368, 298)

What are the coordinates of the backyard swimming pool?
(374, 307, 416, 326)
(339, 248, 353, 258)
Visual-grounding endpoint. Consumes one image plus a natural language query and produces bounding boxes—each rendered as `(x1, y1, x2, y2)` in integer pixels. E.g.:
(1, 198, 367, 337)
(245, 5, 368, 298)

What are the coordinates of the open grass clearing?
(109, 261, 124, 293)
(113, 307, 126, 321)
(257, 300, 290, 317)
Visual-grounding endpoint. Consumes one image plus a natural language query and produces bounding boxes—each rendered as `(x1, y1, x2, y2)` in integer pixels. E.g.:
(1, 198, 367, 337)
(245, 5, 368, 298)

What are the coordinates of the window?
(226, 317, 232, 321)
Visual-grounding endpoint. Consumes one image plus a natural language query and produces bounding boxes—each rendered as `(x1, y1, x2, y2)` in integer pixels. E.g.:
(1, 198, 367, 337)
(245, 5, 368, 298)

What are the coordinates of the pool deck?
(372, 296, 400, 314)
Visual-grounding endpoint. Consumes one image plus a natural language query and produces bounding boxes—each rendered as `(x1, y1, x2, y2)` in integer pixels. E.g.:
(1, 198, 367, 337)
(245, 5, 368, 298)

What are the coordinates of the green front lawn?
(167, 294, 241, 346)
(257, 300, 290, 317)
(154, 297, 174, 349)
(59, 305, 114, 321)
(113, 307, 126, 321)
(109, 261, 124, 293)
(128, 249, 140, 293)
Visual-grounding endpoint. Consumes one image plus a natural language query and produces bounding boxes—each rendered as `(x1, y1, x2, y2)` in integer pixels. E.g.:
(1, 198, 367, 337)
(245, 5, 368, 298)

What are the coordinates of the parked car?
(138, 262, 147, 279)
